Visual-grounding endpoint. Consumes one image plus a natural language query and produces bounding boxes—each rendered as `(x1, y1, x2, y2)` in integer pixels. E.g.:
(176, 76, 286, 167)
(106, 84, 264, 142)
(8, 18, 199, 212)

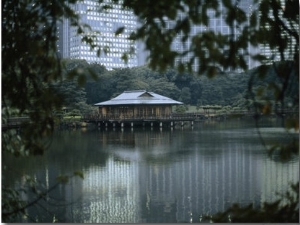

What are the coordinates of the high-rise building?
(57, 0, 138, 70)
(167, 0, 260, 71)
(258, 0, 298, 64)
(58, 1, 294, 72)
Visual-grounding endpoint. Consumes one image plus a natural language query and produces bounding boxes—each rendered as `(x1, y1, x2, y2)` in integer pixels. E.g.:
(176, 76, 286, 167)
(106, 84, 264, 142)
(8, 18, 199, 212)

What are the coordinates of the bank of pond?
(59, 111, 298, 129)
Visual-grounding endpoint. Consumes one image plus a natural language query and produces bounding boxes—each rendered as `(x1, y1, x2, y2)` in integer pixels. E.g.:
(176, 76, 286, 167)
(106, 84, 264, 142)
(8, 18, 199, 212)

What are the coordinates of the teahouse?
(94, 90, 182, 120)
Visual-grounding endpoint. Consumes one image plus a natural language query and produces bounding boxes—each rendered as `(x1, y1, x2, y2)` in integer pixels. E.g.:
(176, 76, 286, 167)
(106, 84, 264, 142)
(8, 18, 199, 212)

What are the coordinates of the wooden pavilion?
(94, 90, 183, 120)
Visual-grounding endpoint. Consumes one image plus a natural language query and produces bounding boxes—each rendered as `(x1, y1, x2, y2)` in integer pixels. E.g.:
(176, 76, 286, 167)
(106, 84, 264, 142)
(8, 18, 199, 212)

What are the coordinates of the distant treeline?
(51, 59, 298, 115)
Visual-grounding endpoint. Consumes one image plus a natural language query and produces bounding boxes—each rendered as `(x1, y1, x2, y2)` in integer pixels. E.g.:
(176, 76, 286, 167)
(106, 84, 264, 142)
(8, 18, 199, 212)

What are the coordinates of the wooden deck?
(2, 110, 298, 130)
(82, 109, 299, 127)
(82, 113, 197, 128)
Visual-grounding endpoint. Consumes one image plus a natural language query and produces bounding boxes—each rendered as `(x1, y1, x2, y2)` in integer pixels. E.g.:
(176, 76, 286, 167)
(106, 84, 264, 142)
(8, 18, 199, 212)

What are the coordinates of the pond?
(3, 118, 299, 223)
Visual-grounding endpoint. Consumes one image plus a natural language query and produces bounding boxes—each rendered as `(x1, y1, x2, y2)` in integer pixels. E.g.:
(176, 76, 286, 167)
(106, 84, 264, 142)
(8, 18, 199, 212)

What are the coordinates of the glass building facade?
(258, 0, 298, 64)
(167, 0, 259, 71)
(57, 0, 138, 70)
(57, 0, 294, 71)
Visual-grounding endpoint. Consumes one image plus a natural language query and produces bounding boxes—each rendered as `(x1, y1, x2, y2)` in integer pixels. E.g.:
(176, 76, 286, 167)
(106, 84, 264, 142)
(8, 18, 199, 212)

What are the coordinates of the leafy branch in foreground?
(2, 172, 84, 222)
(203, 182, 299, 223)
(2, 1, 93, 222)
(2, 0, 98, 156)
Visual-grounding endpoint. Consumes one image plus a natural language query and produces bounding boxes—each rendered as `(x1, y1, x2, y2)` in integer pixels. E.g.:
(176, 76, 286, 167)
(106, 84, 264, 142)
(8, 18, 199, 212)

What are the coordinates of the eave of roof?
(94, 90, 183, 106)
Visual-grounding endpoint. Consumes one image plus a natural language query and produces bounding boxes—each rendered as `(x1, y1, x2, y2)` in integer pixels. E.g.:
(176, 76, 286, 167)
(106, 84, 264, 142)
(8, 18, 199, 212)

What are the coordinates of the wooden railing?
(83, 113, 198, 121)
(83, 110, 298, 122)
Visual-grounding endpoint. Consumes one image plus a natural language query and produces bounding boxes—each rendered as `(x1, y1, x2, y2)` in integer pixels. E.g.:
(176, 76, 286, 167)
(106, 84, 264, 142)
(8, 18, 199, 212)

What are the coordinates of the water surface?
(4, 118, 299, 223)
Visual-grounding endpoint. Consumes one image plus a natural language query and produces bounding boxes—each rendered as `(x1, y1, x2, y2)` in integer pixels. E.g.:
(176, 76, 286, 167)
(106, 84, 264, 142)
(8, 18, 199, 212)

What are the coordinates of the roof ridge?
(123, 90, 146, 93)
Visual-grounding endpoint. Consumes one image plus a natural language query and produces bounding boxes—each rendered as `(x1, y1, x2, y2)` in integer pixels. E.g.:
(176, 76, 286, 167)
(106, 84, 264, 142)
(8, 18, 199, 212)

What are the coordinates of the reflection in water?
(4, 119, 299, 223)
(79, 160, 140, 223)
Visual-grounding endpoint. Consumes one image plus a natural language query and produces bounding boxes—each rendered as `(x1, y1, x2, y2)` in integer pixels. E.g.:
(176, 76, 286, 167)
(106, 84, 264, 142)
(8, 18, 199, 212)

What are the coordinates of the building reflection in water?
(68, 127, 299, 223)
(78, 159, 139, 223)
(14, 125, 297, 222)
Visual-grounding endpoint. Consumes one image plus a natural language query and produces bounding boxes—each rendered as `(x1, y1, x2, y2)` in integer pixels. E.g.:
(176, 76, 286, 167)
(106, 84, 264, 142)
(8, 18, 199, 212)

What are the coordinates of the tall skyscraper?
(167, 0, 259, 71)
(57, 0, 138, 70)
(258, 0, 298, 64)
(58, 0, 293, 72)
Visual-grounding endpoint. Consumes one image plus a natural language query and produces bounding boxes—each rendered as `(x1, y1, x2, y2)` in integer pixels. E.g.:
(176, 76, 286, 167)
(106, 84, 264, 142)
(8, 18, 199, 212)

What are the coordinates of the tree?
(111, 67, 149, 96)
(189, 80, 202, 105)
(51, 80, 87, 109)
(180, 87, 192, 104)
(2, 0, 98, 155)
(149, 78, 181, 101)
(2, 0, 95, 222)
(84, 63, 109, 104)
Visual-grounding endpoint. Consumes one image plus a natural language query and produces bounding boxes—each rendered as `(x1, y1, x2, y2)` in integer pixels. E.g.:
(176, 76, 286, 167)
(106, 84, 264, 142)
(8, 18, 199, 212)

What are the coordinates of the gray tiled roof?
(94, 90, 183, 106)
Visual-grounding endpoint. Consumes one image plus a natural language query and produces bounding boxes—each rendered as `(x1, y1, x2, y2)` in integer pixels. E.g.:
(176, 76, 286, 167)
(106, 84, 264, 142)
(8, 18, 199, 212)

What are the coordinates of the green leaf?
(77, 27, 83, 34)
(115, 26, 125, 36)
(249, 12, 257, 27)
(56, 175, 69, 184)
(96, 48, 101, 57)
(87, 68, 98, 81)
(74, 171, 84, 179)
(207, 66, 217, 78)
(121, 53, 129, 63)
(103, 46, 110, 54)
(252, 54, 268, 62)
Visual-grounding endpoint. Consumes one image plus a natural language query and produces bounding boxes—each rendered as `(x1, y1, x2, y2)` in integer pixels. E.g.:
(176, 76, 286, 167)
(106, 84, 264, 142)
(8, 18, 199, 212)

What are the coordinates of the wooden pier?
(82, 114, 196, 128)
(2, 110, 297, 130)
(82, 109, 298, 128)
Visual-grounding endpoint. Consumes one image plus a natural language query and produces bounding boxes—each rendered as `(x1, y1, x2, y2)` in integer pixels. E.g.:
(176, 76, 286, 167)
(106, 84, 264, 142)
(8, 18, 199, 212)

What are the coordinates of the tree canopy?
(45, 61, 297, 111)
